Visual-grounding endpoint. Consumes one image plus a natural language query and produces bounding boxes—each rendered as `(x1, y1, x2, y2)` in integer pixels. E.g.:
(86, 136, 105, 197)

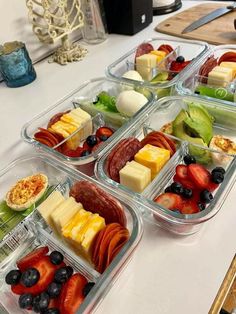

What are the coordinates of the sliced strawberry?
(83, 141, 92, 152)
(176, 165, 188, 180)
(17, 246, 49, 271)
(188, 164, 211, 190)
(60, 273, 88, 314)
(96, 127, 114, 140)
(154, 193, 183, 211)
(92, 141, 103, 152)
(173, 174, 196, 190)
(64, 149, 79, 157)
(208, 181, 219, 192)
(170, 60, 190, 73)
(180, 199, 200, 215)
(13, 256, 65, 296)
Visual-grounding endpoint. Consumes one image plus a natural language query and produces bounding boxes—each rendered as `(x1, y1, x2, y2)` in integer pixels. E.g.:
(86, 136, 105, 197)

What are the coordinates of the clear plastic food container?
(21, 77, 154, 176)
(95, 95, 236, 235)
(177, 45, 236, 105)
(0, 154, 143, 314)
(106, 38, 208, 98)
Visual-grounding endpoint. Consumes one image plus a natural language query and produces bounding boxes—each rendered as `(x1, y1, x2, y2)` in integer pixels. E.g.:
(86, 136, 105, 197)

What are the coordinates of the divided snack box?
(177, 45, 236, 105)
(95, 95, 236, 235)
(0, 155, 143, 313)
(21, 78, 154, 176)
(106, 38, 208, 98)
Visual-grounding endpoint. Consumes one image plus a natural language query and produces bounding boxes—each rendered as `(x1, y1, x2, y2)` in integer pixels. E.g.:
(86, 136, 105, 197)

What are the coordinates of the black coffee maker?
(103, 0, 153, 35)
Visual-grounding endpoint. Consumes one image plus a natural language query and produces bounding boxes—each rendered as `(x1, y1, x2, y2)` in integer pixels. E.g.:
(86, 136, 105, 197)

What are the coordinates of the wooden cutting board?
(155, 3, 236, 45)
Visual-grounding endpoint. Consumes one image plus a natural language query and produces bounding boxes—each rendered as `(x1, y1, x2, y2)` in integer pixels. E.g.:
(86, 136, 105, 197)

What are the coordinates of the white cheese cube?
(220, 62, 236, 78)
(207, 66, 233, 87)
(119, 160, 151, 193)
(136, 54, 157, 81)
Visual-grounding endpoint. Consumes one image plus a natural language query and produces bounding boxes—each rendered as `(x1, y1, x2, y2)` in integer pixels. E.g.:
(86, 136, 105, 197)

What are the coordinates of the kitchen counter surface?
(0, 1, 235, 313)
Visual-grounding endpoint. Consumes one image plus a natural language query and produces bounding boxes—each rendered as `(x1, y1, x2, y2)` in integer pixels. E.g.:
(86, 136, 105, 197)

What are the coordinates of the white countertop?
(1, 1, 235, 313)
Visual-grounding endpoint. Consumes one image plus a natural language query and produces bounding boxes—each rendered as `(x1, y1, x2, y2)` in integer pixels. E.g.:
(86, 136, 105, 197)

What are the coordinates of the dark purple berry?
(18, 293, 33, 309)
(50, 251, 64, 265)
(83, 282, 95, 297)
(21, 268, 40, 287)
(5, 269, 21, 285)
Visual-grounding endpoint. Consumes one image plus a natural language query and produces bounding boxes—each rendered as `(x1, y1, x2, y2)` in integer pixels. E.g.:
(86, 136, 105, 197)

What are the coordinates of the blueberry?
(81, 150, 90, 157)
(176, 56, 185, 63)
(42, 309, 60, 314)
(200, 190, 213, 203)
(83, 282, 96, 297)
(32, 292, 50, 313)
(66, 266, 73, 278)
(182, 188, 193, 199)
(211, 172, 224, 184)
(164, 186, 172, 193)
(47, 282, 62, 298)
(86, 135, 97, 147)
(54, 267, 70, 283)
(170, 182, 184, 195)
(50, 251, 64, 265)
(211, 167, 225, 175)
(18, 293, 33, 309)
(198, 203, 206, 211)
(99, 135, 108, 141)
(21, 268, 40, 287)
(183, 154, 196, 165)
(5, 269, 21, 285)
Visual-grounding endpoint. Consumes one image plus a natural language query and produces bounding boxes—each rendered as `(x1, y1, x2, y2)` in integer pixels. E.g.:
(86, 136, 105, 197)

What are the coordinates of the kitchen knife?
(182, 2, 236, 34)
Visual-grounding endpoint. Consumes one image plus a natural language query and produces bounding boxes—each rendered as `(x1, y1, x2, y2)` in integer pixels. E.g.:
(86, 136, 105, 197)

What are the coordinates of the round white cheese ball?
(122, 70, 143, 82)
(116, 90, 148, 117)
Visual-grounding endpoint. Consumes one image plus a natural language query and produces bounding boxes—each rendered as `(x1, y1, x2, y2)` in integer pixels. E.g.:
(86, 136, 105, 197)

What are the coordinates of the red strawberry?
(154, 193, 183, 211)
(96, 127, 114, 140)
(176, 165, 188, 180)
(188, 164, 211, 190)
(173, 175, 196, 190)
(17, 246, 49, 271)
(170, 60, 190, 73)
(64, 149, 80, 157)
(208, 181, 219, 192)
(12, 256, 65, 296)
(83, 141, 92, 152)
(60, 273, 88, 314)
(180, 199, 200, 215)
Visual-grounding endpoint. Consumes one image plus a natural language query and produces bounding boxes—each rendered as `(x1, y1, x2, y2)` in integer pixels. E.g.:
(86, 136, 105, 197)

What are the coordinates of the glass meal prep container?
(21, 77, 154, 176)
(177, 45, 236, 105)
(0, 154, 143, 314)
(95, 95, 236, 235)
(106, 37, 208, 99)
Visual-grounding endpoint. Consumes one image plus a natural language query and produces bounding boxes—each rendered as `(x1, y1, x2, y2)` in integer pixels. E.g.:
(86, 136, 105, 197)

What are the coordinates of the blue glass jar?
(0, 41, 36, 88)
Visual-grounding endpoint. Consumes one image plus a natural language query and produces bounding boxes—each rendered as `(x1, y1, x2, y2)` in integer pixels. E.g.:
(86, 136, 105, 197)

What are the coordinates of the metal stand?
(153, 0, 182, 16)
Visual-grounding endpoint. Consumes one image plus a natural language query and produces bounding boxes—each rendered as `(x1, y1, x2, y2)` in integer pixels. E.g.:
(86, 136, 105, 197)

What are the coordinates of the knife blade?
(182, 3, 236, 34)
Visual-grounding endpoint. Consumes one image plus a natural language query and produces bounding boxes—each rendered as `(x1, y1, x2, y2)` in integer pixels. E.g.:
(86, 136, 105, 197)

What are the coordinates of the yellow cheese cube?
(220, 62, 236, 78)
(119, 160, 151, 193)
(136, 54, 157, 81)
(150, 50, 166, 63)
(134, 144, 170, 180)
(208, 66, 234, 87)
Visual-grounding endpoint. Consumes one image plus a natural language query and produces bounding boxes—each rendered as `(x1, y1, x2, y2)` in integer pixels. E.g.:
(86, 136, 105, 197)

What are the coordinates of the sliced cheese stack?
(219, 62, 236, 78)
(136, 50, 167, 81)
(49, 108, 92, 149)
(37, 190, 65, 227)
(207, 66, 234, 87)
(136, 54, 157, 81)
(119, 161, 151, 193)
(134, 144, 170, 180)
(62, 209, 105, 261)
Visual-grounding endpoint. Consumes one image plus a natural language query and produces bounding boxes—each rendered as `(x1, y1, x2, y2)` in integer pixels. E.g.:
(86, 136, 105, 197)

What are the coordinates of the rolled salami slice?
(106, 138, 129, 177)
(69, 181, 127, 227)
(47, 110, 70, 129)
(135, 43, 154, 60)
(109, 137, 142, 183)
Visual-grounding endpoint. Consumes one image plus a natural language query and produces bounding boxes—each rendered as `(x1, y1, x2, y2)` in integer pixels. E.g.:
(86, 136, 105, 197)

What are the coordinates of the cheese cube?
(50, 197, 82, 233)
(208, 66, 233, 87)
(136, 54, 157, 81)
(119, 160, 151, 193)
(150, 50, 167, 63)
(134, 144, 170, 180)
(37, 190, 65, 226)
(220, 62, 236, 78)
